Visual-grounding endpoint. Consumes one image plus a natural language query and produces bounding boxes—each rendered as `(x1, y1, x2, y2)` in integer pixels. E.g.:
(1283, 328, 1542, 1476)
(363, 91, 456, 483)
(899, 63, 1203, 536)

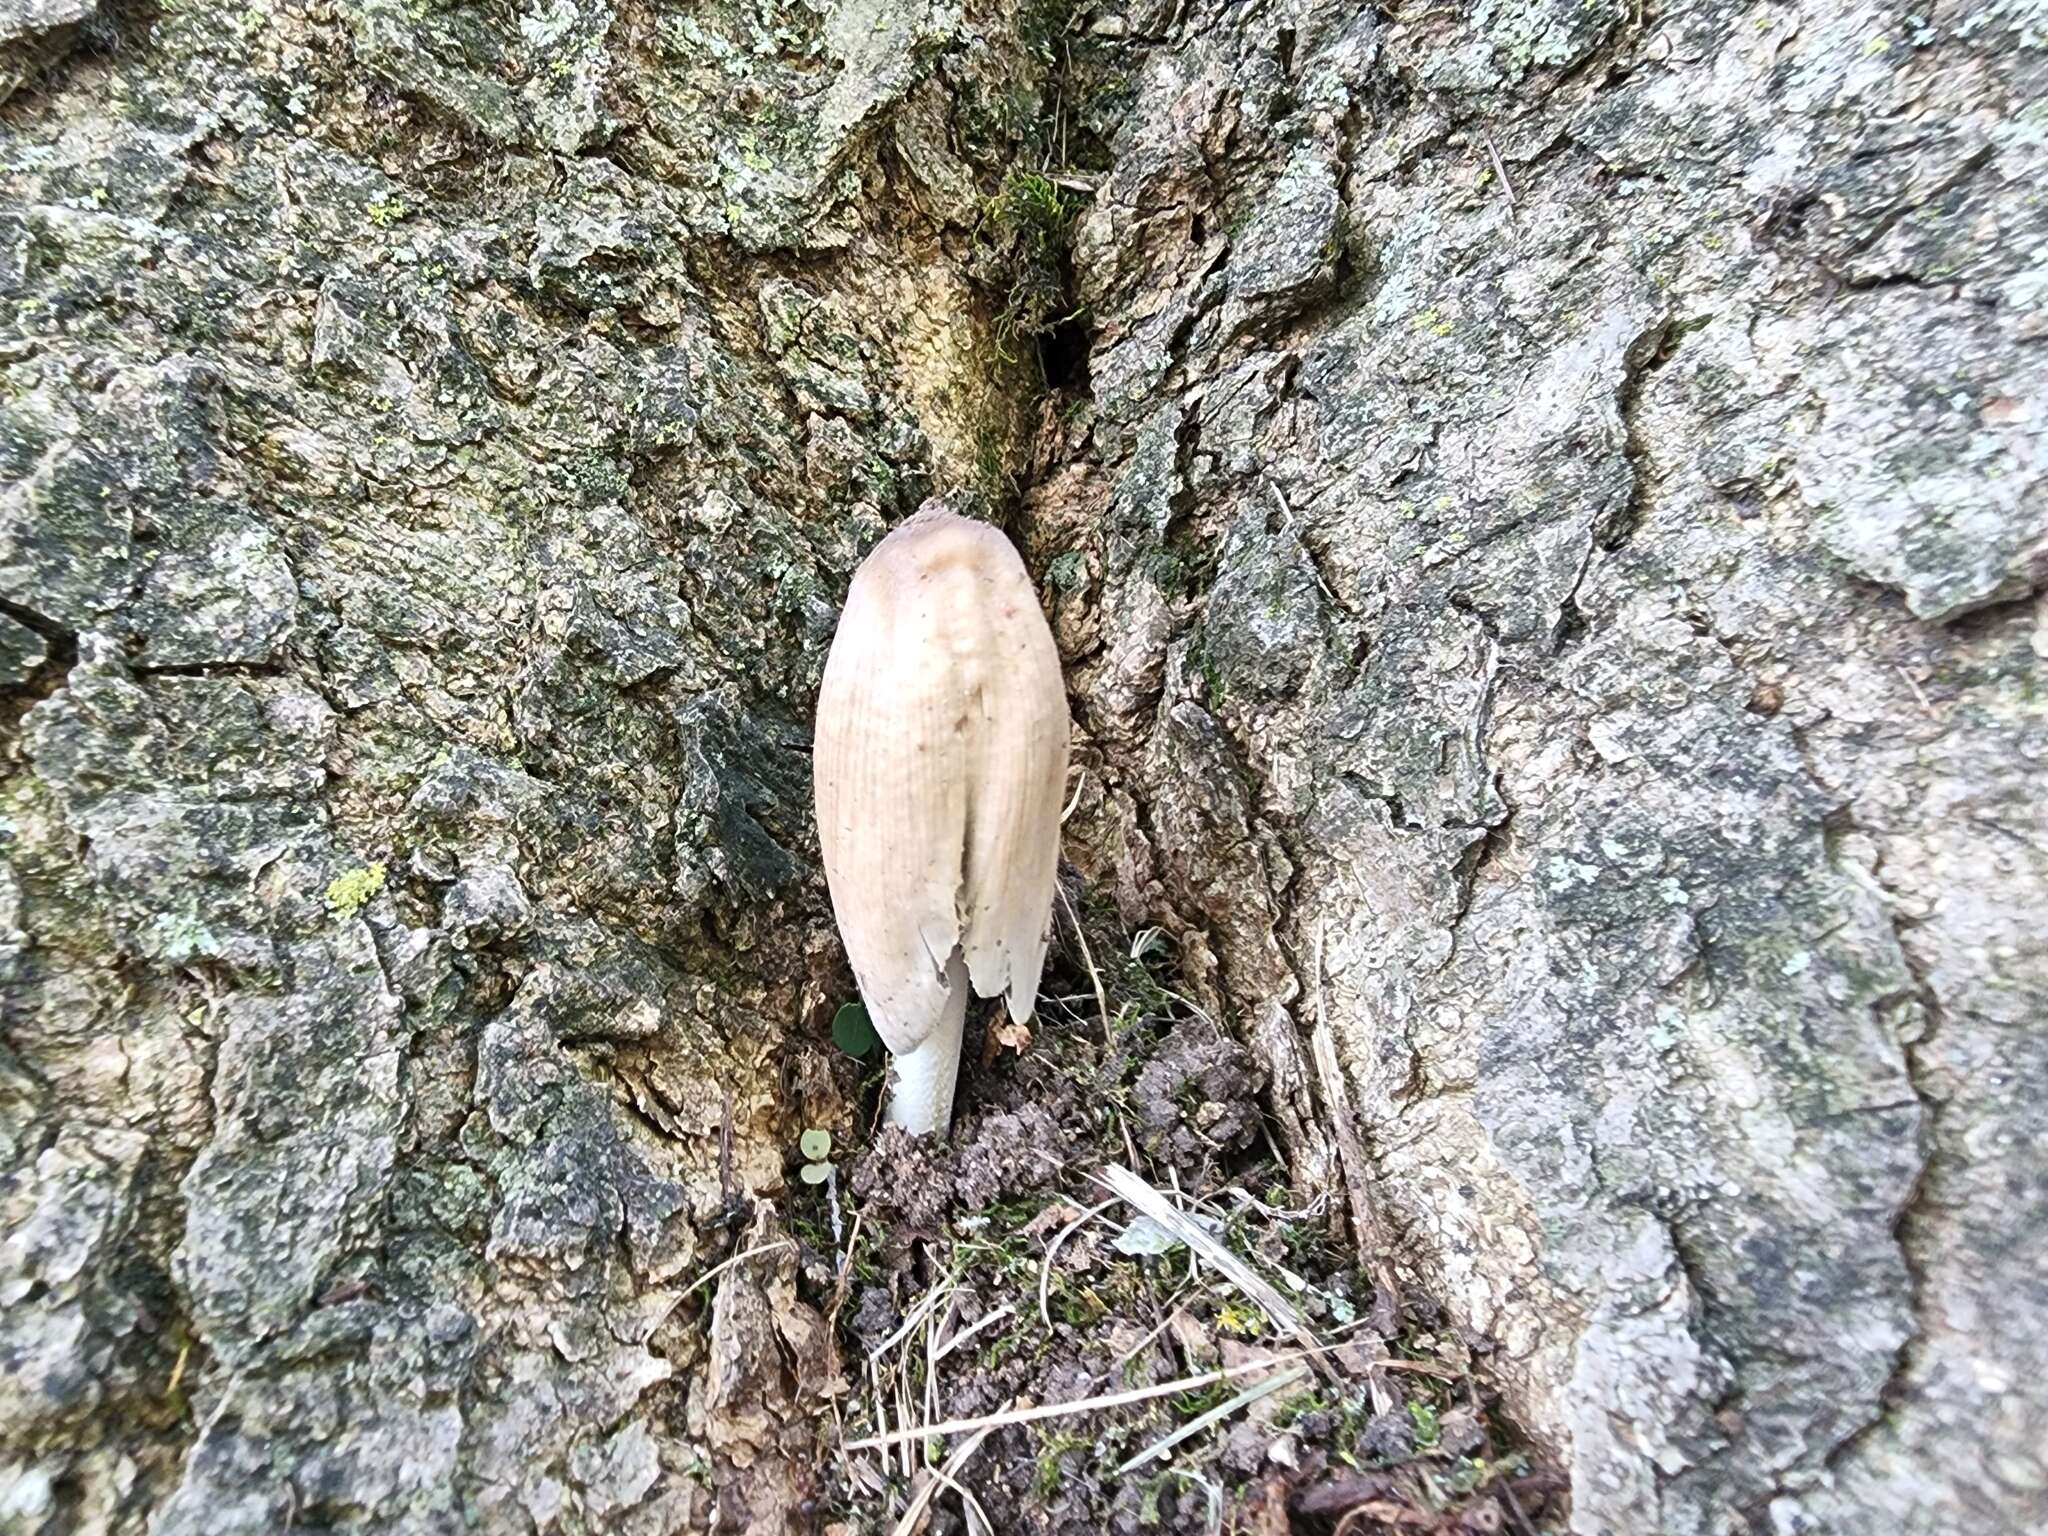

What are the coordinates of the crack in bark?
(1814, 899, 1942, 1480)
(1549, 309, 1678, 656)
(1599, 311, 1679, 555)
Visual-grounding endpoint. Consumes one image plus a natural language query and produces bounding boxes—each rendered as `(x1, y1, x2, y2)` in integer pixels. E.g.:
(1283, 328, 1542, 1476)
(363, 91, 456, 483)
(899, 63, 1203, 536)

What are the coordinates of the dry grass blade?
(1168, 1468, 1226, 1536)
(930, 1461, 996, 1536)
(867, 1363, 891, 1487)
(887, 1419, 1001, 1536)
(932, 1302, 1017, 1365)
(678, 1238, 796, 1299)
(829, 1207, 868, 1321)
(901, 1364, 921, 1478)
(1039, 1198, 1116, 1328)
(1056, 884, 1113, 1041)
(845, 1343, 1344, 1451)
(1481, 131, 1517, 216)
(1095, 1163, 1337, 1381)
(1108, 1286, 1192, 1374)
(660, 1239, 795, 1329)
(866, 1273, 958, 1362)
(1114, 1363, 1308, 1474)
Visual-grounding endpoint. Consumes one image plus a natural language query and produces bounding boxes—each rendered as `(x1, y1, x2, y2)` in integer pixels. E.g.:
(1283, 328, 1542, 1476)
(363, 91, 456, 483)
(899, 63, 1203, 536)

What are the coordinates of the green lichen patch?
(324, 861, 387, 917)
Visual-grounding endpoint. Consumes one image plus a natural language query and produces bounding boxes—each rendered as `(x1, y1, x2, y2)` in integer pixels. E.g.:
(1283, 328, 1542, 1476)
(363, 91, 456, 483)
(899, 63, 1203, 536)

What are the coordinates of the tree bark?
(0, 0, 2040, 1532)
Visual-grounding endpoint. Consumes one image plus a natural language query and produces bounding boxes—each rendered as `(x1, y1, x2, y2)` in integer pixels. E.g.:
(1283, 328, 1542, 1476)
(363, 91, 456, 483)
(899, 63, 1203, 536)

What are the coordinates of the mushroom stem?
(884, 950, 968, 1135)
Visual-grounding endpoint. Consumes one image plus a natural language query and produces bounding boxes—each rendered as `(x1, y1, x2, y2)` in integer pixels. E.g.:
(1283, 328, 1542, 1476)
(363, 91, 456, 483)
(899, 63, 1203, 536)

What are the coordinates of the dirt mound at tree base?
(798, 942, 1567, 1533)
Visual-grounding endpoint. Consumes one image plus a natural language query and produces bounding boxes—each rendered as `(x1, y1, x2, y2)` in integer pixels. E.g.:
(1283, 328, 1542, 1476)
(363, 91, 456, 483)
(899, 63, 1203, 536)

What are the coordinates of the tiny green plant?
(798, 1127, 842, 1241)
(1408, 1399, 1441, 1447)
(979, 171, 1084, 359)
(831, 1000, 879, 1058)
(800, 1127, 832, 1160)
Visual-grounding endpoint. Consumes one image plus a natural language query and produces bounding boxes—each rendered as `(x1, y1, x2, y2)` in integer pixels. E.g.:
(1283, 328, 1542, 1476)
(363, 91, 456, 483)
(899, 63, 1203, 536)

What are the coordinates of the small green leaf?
(1110, 1215, 1188, 1257)
(831, 1001, 879, 1058)
(1408, 1400, 1440, 1446)
(799, 1161, 833, 1185)
(799, 1128, 832, 1161)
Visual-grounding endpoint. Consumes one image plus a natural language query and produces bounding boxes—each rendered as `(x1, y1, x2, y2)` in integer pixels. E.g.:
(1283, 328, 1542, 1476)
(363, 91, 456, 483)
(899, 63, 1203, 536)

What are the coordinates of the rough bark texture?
(0, 0, 2041, 1531)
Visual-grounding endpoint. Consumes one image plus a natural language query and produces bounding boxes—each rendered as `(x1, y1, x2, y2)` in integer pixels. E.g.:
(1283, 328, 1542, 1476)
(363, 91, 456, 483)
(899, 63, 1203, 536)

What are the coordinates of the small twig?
(1108, 1289, 1193, 1375)
(1481, 131, 1517, 218)
(1039, 1199, 1117, 1329)
(836, 1208, 867, 1289)
(164, 1339, 191, 1400)
(1057, 884, 1114, 1044)
(1897, 665, 1936, 717)
(196, 1366, 247, 1444)
(1267, 481, 1341, 607)
(1499, 1476, 1539, 1536)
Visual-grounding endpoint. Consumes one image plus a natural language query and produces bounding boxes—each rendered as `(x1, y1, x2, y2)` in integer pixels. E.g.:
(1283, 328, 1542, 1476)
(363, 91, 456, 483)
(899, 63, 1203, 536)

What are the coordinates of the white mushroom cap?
(813, 504, 1071, 1134)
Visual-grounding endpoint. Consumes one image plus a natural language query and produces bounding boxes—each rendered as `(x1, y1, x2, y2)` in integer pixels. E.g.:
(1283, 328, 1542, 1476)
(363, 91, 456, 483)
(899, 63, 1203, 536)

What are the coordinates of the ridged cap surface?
(813, 505, 1070, 1058)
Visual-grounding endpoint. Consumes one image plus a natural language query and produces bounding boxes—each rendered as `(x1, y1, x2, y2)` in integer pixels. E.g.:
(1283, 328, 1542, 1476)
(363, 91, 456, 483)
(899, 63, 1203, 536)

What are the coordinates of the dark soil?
(792, 917, 1568, 1535)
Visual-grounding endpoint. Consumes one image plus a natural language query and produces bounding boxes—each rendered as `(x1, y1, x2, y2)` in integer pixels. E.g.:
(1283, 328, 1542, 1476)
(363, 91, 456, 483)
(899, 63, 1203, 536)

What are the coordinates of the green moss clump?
(980, 172, 1084, 357)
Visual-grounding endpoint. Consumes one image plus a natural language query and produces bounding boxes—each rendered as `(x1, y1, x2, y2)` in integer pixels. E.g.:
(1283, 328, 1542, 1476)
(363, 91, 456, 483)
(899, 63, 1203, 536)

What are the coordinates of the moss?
(979, 171, 1084, 358)
(974, 423, 1011, 502)
(1016, 0, 1078, 63)
(1171, 1379, 1232, 1416)
(1272, 1388, 1336, 1428)
(1033, 1431, 1093, 1496)
(1191, 643, 1225, 709)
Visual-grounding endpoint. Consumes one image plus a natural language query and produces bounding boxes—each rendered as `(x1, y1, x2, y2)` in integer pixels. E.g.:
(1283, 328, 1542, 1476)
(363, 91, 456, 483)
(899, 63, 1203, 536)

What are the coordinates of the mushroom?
(813, 503, 1070, 1135)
